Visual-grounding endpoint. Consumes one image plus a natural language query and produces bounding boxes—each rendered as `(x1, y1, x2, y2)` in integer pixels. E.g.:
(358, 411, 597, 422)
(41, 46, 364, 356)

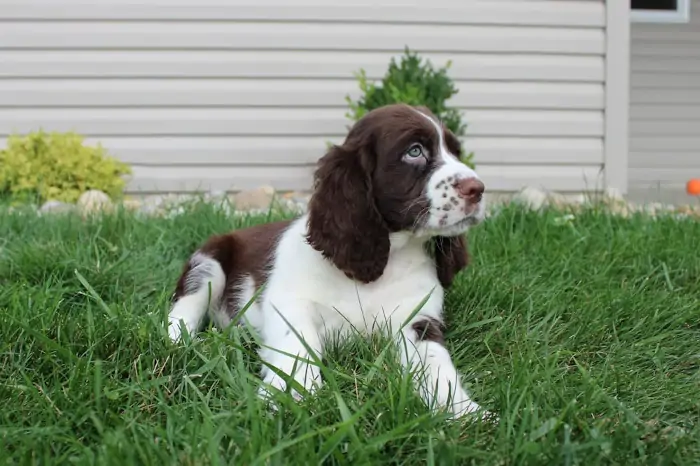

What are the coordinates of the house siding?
(630, 0, 700, 203)
(0, 0, 608, 195)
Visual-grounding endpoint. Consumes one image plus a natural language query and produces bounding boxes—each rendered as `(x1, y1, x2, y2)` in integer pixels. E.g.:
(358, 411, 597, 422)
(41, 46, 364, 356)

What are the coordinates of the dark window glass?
(631, 0, 678, 10)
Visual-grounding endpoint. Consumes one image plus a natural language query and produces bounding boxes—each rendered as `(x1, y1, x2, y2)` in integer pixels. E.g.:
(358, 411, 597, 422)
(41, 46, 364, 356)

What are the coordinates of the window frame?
(630, 0, 691, 23)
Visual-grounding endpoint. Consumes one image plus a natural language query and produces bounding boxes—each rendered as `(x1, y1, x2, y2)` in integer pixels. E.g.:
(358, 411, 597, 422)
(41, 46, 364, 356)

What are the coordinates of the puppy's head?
(306, 103, 486, 285)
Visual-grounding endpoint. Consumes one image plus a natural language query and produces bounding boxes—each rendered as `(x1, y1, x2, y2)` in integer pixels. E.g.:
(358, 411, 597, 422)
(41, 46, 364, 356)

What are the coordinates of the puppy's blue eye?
(406, 144, 424, 158)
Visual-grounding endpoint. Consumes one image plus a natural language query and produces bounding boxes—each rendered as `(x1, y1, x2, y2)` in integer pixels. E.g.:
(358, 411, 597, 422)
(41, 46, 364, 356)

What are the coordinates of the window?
(631, 0, 691, 23)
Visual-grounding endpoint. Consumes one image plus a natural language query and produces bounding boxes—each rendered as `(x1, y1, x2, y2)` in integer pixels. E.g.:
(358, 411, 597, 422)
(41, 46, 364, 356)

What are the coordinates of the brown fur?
(305, 140, 390, 283)
(172, 220, 292, 308)
(433, 234, 470, 289)
(306, 103, 470, 285)
(412, 317, 446, 345)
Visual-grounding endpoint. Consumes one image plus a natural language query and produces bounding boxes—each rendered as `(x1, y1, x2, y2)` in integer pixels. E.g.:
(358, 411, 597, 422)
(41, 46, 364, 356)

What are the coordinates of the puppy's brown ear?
(306, 144, 389, 283)
(433, 235, 470, 288)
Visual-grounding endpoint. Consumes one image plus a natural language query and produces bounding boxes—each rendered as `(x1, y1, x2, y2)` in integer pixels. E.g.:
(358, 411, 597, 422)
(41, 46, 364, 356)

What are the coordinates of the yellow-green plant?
(0, 130, 132, 204)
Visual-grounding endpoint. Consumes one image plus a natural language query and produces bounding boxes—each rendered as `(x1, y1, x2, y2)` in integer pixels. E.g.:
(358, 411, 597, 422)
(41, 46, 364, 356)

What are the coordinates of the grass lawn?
(0, 201, 698, 465)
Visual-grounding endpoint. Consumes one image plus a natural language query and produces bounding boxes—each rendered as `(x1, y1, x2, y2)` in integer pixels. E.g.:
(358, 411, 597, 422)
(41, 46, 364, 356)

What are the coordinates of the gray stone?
(39, 200, 75, 214)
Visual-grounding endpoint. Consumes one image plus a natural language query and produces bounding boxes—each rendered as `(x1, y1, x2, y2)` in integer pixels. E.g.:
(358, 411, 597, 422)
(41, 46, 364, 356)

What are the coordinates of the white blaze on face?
(412, 108, 485, 235)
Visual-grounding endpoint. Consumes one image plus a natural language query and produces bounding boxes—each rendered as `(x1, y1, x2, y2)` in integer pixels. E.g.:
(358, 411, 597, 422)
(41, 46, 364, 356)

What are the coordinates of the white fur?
(168, 214, 490, 420)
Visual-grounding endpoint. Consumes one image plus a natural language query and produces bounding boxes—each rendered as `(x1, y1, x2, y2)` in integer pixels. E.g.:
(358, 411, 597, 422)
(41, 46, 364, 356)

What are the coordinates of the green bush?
(345, 47, 475, 168)
(0, 130, 132, 204)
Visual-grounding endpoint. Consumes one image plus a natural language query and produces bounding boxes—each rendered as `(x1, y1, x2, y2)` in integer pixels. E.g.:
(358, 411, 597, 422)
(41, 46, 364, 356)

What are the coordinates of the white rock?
(513, 186, 548, 210)
(604, 187, 625, 203)
(39, 199, 75, 214)
(207, 190, 227, 200)
(77, 189, 113, 214)
(571, 194, 589, 205)
(546, 192, 568, 208)
(121, 198, 142, 212)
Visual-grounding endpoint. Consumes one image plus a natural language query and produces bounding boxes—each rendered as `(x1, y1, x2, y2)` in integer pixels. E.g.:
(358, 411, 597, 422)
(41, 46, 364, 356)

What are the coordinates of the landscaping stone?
(39, 200, 75, 214)
(608, 202, 632, 218)
(232, 185, 276, 211)
(512, 186, 549, 210)
(134, 194, 189, 217)
(604, 187, 625, 203)
(13, 183, 700, 222)
(545, 192, 570, 209)
(279, 191, 311, 213)
(77, 189, 113, 215)
(121, 198, 143, 212)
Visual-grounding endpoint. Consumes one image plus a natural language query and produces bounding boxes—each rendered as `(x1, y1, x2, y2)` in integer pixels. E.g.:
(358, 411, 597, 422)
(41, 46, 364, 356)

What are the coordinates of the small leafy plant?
(0, 130, 132, 204)
(345, 47, 475, 168)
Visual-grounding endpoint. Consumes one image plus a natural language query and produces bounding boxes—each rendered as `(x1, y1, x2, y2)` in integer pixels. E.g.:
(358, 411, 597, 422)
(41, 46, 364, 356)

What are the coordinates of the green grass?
(0, 201, 698, 465)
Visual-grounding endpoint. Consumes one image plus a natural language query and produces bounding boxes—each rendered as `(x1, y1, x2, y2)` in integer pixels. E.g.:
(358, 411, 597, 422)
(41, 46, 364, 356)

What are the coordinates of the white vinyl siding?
(0, 0, 608, 195)
(630, 0, 700, 203)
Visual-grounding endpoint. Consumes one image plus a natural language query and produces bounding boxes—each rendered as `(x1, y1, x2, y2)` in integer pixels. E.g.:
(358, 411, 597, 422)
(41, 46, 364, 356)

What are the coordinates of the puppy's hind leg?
(168, 252, 226, 343)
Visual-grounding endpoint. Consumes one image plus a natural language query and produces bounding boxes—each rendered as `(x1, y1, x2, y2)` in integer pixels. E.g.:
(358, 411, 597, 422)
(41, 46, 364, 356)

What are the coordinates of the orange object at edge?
(687, 178, 700, 196)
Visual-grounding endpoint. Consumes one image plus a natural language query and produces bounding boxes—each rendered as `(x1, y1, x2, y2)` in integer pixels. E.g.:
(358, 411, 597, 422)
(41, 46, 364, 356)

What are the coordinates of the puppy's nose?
(455, 177, 485, 202)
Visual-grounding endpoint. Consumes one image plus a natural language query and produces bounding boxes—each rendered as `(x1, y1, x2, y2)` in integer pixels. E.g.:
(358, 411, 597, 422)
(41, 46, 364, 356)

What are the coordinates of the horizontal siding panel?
(631, 121, 700, 136)
(128, 164, 315, 193)
(0, 109, 604, 137)
(631, 58, 700, 73)
(630, 137, 700, 152)
(0, 79, 605, 110)
(462, 138, 603, 165)
(0, 22, 605, 54)
(125, 163, 604, 193)
(631, 89, 700, 105)
(632, 105, 700, 120)
(632, 42, 700, 58)
(627, 187, 694, 205)
(630, 152, 700, 168)
(0, 50, 605, 82)
(631, 29, 700, 43)
(478, 165, 603, 192)
(629, 168, 698, 184)
(631, 73, 700, 89)
(85, 137, 329, 165)
(76, 136, 603, 166)
(1, 1, 606, 27)
(0, 51, 606, 82)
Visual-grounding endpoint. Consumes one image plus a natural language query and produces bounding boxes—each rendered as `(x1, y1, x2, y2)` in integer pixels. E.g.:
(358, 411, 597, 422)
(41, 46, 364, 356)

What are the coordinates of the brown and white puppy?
(168, 103, 490, 419)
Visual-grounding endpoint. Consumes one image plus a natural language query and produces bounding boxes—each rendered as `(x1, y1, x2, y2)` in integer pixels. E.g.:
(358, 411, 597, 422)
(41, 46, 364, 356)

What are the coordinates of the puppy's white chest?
(313, 245, 442, 334)
(260, 218, 443, 337)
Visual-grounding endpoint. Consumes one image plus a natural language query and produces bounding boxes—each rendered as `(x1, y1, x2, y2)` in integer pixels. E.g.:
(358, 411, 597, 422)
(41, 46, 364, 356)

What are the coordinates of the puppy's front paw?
(257, 374, 287, 413)
(167, 322, 182, 343)
(447, 386, 498, 423)
(258, 364, 322, 406)
(452, 401, 497, 423)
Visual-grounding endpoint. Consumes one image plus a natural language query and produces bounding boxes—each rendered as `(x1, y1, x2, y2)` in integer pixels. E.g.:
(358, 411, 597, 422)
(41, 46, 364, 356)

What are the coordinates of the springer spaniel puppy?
(167, 103, 490, 419)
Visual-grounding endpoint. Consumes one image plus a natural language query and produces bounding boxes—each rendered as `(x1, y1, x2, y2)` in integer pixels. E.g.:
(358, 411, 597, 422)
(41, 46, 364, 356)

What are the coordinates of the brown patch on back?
(172, 219, 293, 316)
